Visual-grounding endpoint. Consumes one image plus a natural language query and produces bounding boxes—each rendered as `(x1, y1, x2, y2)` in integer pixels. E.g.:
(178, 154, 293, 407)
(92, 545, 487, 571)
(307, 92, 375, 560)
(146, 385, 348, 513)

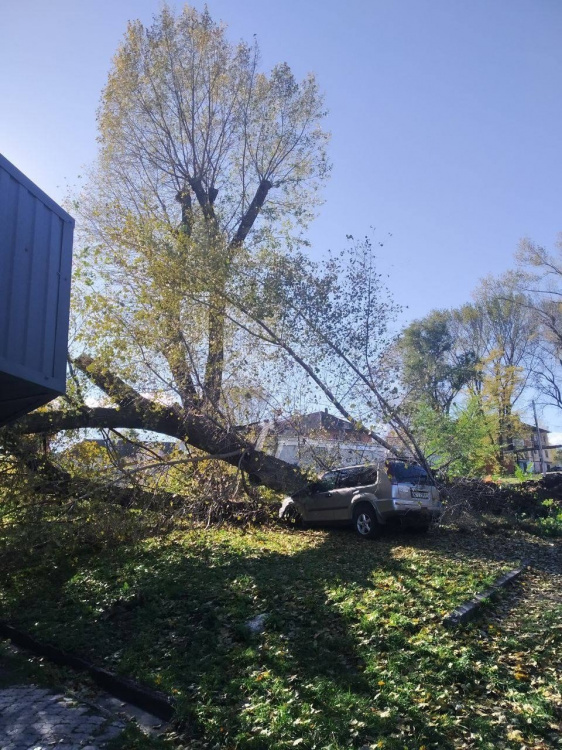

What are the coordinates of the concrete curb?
(442, 559, 530, 628)
(0, 621, 174, 720)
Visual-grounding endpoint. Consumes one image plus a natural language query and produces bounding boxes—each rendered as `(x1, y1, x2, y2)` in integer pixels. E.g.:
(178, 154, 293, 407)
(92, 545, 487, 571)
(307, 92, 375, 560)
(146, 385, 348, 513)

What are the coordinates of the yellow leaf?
(507, 729, 524, 741)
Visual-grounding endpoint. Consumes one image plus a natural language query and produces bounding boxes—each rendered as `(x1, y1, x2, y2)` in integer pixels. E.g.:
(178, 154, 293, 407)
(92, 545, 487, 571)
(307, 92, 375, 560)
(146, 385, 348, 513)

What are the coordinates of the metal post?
(532, 400, 546, 475)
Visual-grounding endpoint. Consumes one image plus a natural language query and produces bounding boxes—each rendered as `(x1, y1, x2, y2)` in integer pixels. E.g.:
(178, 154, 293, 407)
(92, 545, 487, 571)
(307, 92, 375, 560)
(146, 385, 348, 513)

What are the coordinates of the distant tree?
(398, 310, 478, 414)
(399, 275, 538, 471)
(515, 234, 562, 412)
(450, 277, 538, 463)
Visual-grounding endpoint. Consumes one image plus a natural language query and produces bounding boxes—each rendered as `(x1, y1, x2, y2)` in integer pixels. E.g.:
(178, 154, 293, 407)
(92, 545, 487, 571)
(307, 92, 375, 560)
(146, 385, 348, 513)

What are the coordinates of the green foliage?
(514, 462, 534, 482)
(532, 499, 562, 537)
(410, 397, 499, 477)
(65, 4, 410, 472)
(399, 278, 540, 473)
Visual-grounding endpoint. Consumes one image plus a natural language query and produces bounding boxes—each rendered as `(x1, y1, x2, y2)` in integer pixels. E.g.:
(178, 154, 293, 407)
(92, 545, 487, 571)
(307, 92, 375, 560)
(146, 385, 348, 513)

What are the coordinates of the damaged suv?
(279, 460, 442, 538)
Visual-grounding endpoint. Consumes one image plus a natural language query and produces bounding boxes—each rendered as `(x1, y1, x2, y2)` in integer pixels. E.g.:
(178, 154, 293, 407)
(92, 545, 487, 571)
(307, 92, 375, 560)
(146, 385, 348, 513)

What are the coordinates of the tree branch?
(229, 179, 273, 250)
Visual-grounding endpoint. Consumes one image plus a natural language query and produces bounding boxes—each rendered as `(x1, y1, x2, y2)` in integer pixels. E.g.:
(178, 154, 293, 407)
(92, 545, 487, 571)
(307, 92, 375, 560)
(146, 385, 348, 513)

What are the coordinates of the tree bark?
(203, 294, 227, 406)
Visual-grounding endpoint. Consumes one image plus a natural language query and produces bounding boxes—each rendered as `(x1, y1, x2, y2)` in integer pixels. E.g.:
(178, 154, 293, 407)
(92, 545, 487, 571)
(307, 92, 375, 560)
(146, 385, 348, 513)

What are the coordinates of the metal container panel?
(0, 153, 74, 425)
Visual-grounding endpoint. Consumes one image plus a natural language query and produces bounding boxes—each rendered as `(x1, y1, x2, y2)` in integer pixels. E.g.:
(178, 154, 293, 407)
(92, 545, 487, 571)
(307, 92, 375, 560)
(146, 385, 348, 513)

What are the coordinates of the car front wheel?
(281, 503, 304, 527)
(353, 504, 380, 539)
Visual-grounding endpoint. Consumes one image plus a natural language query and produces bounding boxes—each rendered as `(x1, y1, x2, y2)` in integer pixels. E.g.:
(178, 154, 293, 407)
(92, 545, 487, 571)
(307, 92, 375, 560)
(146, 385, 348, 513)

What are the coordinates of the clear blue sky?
(3, 0, 562, 425)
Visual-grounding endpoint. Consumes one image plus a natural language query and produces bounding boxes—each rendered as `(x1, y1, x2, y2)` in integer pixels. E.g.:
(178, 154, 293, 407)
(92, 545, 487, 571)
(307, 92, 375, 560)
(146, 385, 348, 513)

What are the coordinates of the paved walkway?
(0, 685, 125, 750)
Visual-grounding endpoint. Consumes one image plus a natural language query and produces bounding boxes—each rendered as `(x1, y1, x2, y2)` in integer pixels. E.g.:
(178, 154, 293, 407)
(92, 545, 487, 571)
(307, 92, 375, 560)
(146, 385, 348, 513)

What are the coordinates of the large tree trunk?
(14, 355, 305, 494)
(202, 179, 273, 407)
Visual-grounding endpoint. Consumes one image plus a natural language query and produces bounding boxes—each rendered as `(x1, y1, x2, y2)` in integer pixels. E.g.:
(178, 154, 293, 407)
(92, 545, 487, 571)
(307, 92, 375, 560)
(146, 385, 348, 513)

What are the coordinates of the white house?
(263, 410, 385, 471)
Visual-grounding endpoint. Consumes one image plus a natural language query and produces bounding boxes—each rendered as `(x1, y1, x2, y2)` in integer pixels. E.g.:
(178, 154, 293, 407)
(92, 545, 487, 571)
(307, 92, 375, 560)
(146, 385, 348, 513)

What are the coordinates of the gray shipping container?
(0, 153, 74, 426)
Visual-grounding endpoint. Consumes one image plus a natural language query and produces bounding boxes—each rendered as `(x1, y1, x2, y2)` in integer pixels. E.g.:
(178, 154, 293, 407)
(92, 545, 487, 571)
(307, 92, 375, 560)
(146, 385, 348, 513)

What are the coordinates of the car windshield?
(386, 461, 432, 486)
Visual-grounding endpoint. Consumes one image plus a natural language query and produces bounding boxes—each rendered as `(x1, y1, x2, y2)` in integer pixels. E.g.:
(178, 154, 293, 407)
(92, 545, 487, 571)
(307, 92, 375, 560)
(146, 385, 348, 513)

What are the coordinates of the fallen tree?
(14, 355, 304, 493)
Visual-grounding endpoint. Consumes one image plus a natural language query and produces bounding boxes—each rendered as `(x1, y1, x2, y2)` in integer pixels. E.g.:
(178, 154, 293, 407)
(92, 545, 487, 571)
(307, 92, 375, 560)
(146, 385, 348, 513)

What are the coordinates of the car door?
(347, 466, 386, 517)
(310, 467, 374, 522)
(354, 466, 378, 494)
(302, 470, 350, 522)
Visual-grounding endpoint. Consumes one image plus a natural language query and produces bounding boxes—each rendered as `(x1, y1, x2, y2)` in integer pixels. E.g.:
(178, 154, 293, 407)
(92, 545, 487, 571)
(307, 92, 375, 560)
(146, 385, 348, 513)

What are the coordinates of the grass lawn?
(0, 520, 561, 749)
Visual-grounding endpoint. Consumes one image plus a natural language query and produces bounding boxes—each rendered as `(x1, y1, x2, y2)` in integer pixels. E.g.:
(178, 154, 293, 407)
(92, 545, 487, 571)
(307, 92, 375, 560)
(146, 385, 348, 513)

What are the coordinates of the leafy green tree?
(455, 277, 538, 463)
(410, 397, 499, 477)
(398, 310, 478, 414)
(80, 3, 329, 410)
(399, 274, 538, 473)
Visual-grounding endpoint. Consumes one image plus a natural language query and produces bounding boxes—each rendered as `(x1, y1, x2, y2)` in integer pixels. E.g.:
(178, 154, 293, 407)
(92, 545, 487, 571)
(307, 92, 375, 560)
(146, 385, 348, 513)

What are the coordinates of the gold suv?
(279, 460, 442, 538)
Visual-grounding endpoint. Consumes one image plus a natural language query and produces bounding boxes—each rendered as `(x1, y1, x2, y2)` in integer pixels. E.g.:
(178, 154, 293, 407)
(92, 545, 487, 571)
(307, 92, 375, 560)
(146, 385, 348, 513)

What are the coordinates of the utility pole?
(532, 400, 546, 475)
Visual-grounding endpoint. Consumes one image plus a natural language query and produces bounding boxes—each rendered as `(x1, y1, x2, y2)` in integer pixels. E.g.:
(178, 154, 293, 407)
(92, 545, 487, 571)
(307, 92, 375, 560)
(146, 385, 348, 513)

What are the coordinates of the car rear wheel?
(353, 504, 380, 539)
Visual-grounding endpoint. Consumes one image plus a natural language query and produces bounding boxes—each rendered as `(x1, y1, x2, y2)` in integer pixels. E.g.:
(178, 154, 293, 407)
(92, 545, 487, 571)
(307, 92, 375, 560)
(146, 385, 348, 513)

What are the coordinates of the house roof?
(521, 422, 550, 434)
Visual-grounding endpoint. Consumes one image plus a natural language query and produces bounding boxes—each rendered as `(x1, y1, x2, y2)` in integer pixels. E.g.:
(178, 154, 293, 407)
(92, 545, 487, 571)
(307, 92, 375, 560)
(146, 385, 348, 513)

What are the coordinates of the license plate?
(412, 490, 429, 499)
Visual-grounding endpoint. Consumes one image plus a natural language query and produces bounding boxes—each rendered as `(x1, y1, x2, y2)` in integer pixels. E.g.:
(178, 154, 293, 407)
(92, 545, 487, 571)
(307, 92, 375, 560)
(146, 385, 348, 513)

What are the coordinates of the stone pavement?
(0, 684, 126, 750)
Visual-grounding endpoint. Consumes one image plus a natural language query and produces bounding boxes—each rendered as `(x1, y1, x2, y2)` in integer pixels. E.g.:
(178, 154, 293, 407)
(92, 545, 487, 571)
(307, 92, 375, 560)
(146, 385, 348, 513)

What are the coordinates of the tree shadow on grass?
(1, 522, 558, 748)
